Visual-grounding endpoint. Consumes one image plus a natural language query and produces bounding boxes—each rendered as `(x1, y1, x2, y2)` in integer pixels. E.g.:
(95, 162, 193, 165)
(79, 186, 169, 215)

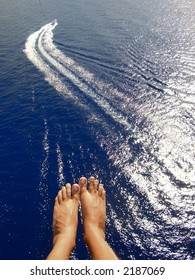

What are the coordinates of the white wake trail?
(38, 119, 50, 242)
(23, 22, 73, 99)
(24, 21, 194, 235)
(56, 143, 65, 187)
(35, 21, 133, 131)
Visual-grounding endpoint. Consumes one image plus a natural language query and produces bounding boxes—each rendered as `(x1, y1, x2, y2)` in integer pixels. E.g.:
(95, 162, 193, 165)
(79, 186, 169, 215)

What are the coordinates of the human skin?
(46, 177, 118, 260)
(46, 183, 80, 260)
(79, 176, 118, 260)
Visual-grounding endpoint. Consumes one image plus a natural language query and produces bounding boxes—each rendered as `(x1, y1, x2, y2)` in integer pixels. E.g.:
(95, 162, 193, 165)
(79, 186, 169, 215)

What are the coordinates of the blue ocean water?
(0, 0, 195, 260)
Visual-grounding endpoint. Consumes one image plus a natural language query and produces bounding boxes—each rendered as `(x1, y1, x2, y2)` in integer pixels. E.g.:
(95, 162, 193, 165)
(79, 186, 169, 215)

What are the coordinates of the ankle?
(83, 224, 105, 245)
(53, 233, 76, 250)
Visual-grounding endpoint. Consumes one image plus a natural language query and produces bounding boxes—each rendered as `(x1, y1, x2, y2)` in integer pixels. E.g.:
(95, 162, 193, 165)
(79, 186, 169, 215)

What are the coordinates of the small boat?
(51, 19, 57, 26)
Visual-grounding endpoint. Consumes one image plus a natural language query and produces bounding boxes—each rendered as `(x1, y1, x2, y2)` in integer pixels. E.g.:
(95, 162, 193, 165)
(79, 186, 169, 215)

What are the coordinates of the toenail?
(74, 185, 79, 191)
(80, 177, 86, 183)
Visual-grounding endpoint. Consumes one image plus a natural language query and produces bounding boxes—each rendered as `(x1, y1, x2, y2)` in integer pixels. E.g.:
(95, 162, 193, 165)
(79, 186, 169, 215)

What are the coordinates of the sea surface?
(0, 0, 195, 260)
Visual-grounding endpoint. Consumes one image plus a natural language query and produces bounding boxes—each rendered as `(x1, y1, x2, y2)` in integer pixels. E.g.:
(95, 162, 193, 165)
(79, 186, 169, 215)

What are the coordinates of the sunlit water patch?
(24, 18, 195, 259)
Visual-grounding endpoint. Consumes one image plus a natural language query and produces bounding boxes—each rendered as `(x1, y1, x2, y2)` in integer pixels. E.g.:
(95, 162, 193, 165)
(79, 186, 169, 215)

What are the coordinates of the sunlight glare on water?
(1, 0, 194, 260)
(23, 11, 195, 258)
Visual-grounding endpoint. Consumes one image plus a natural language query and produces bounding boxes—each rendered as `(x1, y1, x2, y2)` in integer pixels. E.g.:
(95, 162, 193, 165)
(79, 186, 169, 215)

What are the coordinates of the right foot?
(79, 176, 106, 242)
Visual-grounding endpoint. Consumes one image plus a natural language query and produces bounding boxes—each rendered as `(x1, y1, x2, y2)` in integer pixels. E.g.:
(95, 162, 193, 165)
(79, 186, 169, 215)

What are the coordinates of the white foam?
(25, 20, 133, 130)
(24, 22, 74, 100)
(38, 119, 50, 232)
(24, 20, 195, 233)
(56, 143, 65, 187)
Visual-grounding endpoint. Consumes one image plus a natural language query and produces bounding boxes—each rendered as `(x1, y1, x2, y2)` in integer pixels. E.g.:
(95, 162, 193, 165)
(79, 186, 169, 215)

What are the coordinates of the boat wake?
(24, 20, 195, 259)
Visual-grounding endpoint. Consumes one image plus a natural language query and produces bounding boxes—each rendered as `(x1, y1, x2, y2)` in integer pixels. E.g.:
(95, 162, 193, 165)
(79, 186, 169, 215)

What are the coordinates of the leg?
(79, 176, 118, 260)
(46, 183, 80, 260)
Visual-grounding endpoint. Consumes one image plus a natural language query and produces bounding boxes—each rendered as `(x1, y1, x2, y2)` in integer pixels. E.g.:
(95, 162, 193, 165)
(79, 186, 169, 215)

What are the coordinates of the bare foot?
(52, 183, 80, 250)
(79, 176, 106, 242)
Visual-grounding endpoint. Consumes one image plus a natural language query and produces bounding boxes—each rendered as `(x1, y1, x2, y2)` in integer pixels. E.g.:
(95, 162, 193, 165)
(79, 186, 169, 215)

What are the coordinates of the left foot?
(52, 183, 80, 250)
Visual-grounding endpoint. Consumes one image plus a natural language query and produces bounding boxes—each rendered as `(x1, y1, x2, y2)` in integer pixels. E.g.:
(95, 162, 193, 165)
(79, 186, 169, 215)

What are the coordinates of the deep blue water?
(0, 0, 195, 260)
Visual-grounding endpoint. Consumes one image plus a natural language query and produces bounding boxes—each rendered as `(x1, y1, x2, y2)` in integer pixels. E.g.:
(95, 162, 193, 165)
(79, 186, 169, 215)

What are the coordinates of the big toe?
(72, 184, 80, 199)
(79, 177, 87, 193)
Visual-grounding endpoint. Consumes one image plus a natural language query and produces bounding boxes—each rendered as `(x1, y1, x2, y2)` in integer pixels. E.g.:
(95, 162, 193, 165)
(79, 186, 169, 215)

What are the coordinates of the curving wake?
(24, 20, 195, 259)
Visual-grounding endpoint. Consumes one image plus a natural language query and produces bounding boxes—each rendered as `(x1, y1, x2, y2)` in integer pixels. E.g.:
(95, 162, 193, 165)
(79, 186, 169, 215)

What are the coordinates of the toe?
(57, 190, 63, 204)
(72, 184, 80, 199)
(62, 186, 66, 200)
(66, 183, 71, 199)
(79, 177, 87, 193)
(102, 190, 106, 201)
(89, 176, 95, 192)
(94, 179, 99, 192)
(55, 196, 59, 206)
(98, 183, 104, 197)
